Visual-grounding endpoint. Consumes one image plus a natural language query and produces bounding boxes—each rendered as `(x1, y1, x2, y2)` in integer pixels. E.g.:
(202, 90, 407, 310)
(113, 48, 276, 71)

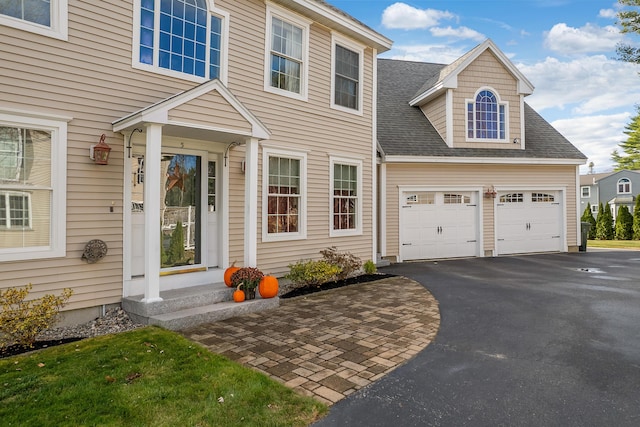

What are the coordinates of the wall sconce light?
(484, 186, 497, 198)
(90, 134, 111, 165)
(513, 137, 521, 144)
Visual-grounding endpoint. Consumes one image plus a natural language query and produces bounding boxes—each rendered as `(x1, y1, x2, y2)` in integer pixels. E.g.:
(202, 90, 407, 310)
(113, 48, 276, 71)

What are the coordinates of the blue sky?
(330, 0, 640, 173)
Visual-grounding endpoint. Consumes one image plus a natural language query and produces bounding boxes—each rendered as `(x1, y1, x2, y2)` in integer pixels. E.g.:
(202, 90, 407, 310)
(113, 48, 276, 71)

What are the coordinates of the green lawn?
(0, 326, 326, 426)
(587, 240, 640, 249)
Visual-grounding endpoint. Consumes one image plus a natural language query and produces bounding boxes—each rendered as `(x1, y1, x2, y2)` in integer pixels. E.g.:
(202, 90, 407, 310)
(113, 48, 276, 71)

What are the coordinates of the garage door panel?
(496, 191, 562, 255)
(401, 191, 478, 261)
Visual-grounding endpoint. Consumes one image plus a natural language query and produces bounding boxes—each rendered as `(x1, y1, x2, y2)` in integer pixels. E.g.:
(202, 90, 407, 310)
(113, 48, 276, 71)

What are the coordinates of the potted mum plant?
(230, 267, 264, 300)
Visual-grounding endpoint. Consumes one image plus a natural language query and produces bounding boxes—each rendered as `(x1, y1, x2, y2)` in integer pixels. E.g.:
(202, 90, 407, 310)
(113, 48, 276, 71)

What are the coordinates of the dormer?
(409, 39, 534, 149)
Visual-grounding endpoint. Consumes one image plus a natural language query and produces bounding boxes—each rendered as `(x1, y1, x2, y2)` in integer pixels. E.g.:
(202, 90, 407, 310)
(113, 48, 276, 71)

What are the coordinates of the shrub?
(0, 284, 73, 349)
(363, 260, 377, 274)
(595, 202, 614, 240)
(581, 203, 597, 239)
(285, 260, 341, 287)
(320, 246, 362, 280)
(634, 196, 640, 240)
(615, 205, 633, 240)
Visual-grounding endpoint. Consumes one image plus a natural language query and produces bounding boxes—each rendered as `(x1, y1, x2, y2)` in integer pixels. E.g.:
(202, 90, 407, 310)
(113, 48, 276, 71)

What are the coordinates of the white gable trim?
(112, 79, 271, 140)
(410, 39, 534, 107)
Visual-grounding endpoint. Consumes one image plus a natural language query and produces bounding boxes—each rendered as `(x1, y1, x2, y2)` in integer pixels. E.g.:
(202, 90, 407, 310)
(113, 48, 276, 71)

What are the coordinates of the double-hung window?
(0, 0, 68, 39)
(263, 148, 306, 241)
(331, 36, 364, 114)
(0, 111, 68, 262)
(330, 157, 362, 236)
(136, 0, 227, 82)
(265, 5, 309, 100)
(466, 88, 507, 141)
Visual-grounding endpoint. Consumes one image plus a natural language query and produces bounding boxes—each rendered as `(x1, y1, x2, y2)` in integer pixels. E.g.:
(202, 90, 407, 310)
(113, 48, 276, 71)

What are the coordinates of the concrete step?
(148, 297, 280, 331)
(122, 282, 280, 330)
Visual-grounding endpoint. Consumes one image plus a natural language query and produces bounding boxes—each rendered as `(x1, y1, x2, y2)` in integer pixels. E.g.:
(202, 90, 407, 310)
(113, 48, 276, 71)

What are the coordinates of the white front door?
(496, 191, 562, 255)
(400, 191, 479, 261)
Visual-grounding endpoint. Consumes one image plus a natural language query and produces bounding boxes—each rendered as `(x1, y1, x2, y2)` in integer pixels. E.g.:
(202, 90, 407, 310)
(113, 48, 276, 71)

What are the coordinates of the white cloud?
(544, 23, 622, 55)
(430, 26, 485, 41)
(518, 55, 640, 114)
(385, 44, 469, 64)
(551, 113, 630, 172)
(381, 3, 455, 30)
(598, 8, 617, 19)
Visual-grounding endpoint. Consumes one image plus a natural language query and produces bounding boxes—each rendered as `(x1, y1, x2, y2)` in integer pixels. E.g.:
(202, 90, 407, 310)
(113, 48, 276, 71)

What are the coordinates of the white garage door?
(401, 191, 478, 260)
(496, 191, 562, 255)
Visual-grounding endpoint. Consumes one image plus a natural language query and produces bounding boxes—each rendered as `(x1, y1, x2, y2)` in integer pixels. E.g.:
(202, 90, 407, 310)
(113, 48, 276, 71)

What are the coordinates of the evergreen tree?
(581, 203, 597, 239)
(596, 203, 615, 240)
(611, 107, 640, 170)
(633, 196, 640, 239)
(615, 205, 634, 240)
(616, 0, 640, 64)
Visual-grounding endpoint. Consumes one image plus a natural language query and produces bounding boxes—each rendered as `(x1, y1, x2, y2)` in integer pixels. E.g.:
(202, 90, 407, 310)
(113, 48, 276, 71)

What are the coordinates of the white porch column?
(142, 124, 163, 302)
(244, 137, 259, 266)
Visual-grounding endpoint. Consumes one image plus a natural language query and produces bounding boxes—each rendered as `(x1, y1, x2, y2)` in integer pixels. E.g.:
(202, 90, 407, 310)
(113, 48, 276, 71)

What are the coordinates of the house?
(0, 0, 391, 326)
(581, 170, 640, 219)
(376, 40, 587, 261)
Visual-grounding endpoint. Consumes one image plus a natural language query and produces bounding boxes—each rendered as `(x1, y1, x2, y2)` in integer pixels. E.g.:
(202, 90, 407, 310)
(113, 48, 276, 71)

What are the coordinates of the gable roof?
(377, 58, 586, 162)
(409, 39, 534, 107)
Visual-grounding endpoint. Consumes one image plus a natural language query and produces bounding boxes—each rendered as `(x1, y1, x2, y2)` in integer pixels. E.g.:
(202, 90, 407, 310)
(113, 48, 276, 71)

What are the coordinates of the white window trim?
(0, 0, 68, 40)
(0, 110, 69, 262)
(131, 0, 230, 85)
(581, 186, 590, 198)
(465, 86, 509, 143)
(263, 3, 310, 102)
(262, 147, 307, 242)
(330, 33, 364, 116)
(617, 178, 632, 194)
(329, 156, 363, 237)
(591, 204, 598, 214)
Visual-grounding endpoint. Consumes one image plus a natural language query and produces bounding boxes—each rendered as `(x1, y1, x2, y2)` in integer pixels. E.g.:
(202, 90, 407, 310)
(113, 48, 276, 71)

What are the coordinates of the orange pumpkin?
(233, 286, 245, 303)
(258, 275, 279, 299)
(224, 261, 240, 287)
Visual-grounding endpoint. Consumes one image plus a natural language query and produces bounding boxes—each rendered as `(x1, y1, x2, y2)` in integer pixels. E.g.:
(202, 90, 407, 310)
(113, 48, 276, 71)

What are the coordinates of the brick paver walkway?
(182, 276, 440, 405)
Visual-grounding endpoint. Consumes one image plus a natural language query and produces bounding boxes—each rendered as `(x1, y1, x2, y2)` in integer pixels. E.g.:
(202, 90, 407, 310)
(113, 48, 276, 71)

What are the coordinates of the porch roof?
(112, 79, 271, 143)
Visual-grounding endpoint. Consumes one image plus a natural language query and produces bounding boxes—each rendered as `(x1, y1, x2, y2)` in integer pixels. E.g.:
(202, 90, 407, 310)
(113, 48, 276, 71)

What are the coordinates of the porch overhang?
(112, 79, 271, 142)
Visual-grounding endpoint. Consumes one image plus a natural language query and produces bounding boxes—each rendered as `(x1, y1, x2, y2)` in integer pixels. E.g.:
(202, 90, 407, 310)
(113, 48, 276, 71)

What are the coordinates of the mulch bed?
(1, 337, 83, 359)
(280, 273, 396, 299)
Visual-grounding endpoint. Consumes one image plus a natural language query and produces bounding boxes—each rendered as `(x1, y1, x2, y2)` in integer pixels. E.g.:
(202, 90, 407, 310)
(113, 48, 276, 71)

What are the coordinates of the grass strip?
(0, 326, 326, 426)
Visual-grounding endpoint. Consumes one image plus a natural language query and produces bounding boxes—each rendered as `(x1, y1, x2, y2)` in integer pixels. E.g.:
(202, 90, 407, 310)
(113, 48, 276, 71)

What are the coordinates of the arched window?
(466, 89, 506, 140)
(618, 178, 631, 194)
(137, 0, 225, 80)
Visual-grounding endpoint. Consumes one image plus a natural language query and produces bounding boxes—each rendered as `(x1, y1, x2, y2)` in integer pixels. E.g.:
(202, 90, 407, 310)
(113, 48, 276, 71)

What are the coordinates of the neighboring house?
(580, 172, 611, 216)
(377, 40, 587, 262)
(0, 0, 391, 324)
(582, 170, 640, 220)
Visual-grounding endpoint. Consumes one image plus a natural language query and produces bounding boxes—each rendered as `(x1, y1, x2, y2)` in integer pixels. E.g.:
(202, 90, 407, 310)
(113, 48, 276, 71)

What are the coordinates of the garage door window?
(444, 193, 470, 204)
(532, 193, 554, 202)
(406, 192, 435, 205)
(500, 193, 523, 203)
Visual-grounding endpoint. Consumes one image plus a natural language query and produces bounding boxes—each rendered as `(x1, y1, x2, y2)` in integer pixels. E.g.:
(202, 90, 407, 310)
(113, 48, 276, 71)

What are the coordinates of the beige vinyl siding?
(0, 0, 377, 310)
(383, 163, 578, 259)
(454, 50, 522, 149)
(168, 92, 252, 133)
(421, 93, 447, 141)
(219, 0, 376, 276)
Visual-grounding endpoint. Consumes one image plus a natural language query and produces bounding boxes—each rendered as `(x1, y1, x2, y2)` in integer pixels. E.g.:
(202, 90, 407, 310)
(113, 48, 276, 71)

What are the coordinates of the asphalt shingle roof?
(377, 58, 587, 161)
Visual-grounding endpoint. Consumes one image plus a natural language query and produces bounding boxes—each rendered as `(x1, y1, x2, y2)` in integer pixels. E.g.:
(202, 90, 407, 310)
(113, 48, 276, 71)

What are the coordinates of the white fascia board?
(382, 155, 587, 166)
(283, 0, 392, 51)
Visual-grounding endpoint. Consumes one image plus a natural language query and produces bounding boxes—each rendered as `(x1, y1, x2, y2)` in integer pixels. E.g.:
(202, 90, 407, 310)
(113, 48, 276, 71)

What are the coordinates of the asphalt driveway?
(314, 250, 640, 426)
